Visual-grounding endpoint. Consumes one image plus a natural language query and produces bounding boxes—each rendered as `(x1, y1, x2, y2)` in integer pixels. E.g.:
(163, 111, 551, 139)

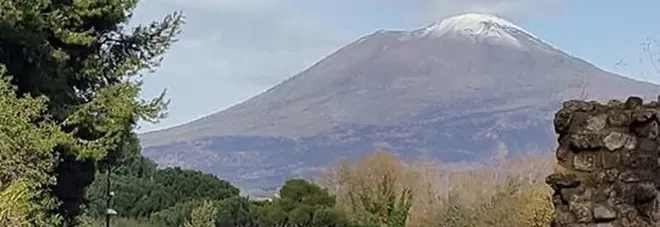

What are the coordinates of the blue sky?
(133, 0, 660, 132)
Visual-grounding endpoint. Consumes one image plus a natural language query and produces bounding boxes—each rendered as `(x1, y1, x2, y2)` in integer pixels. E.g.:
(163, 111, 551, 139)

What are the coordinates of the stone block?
(549, 97, 660, 227)
(573, 153, 597, 172)
(602, 132, 636, 151)
(607, 110, 630, 127)
(593, 203, 617, 221)
(587, 114, 608, 131)
(569, 133, 603, 150)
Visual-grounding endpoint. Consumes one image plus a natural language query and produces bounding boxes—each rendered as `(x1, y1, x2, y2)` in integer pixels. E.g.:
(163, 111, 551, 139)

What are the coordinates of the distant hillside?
(140, 13, 660, 193)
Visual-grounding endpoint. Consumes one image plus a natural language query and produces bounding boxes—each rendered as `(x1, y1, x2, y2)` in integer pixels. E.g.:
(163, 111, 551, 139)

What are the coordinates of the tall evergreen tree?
(0, 0, 183, 225)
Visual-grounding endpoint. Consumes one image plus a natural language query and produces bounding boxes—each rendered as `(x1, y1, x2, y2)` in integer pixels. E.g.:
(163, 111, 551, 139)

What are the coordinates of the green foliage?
(0, 72, 106, 226)
(148, 200, 203, 227)
(0, 75, 59, 226)
(84, 141, 244, 227)
(252, 179, 349, 227)
(0, 0, 183, 223)
(152, 167, 240, 202)
(312, 207, 345, 227)
(78, 214, 158, 227)
(184, 200, 218, 227)
(86, 173, 174, 218)
(103, 133, 158, 178)
(215, 196, 254, 227)
(111, 218, 160, 227)
(279, 179, 336, 209)
(86, 166, 240, 221)
(145, 197, 256, 227)
(0, 178, 36, 226)
(251, 201, 288, 226)
(348, 174, 413, 227)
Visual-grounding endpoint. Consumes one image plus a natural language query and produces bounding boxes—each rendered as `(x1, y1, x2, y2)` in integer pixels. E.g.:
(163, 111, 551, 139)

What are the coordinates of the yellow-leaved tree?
(320, 149, 555, 227)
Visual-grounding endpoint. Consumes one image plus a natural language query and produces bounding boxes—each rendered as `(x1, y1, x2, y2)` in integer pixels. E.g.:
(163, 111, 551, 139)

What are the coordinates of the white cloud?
(142, 0, 277, 10)
(391, 0, 569, 24)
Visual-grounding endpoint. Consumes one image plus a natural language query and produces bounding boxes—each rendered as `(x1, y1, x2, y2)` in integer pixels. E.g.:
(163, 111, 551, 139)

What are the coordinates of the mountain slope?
(140, 13, 660, 193)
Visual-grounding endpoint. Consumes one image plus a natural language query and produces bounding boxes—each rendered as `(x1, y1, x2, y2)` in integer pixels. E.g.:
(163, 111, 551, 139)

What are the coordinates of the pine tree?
(0, 74, 103, 226)
(0, 0, 184, 224)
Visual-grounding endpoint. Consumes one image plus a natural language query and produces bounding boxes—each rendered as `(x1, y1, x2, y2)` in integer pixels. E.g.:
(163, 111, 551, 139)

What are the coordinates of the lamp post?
(105, 165, 116, 227)
(104, 120, 131, 227)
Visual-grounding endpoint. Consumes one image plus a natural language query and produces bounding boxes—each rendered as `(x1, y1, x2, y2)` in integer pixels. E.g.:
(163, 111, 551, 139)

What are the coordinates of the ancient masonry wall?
(546, 97, 660, 227)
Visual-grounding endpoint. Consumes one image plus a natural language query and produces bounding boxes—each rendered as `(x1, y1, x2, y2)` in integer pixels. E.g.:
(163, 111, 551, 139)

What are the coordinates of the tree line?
(78, 148, 556, 227)
(0, 1, 555, 226)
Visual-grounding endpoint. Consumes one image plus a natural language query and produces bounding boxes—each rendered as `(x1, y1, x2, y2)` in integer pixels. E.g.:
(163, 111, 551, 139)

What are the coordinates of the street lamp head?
(106, 208, 118, 216)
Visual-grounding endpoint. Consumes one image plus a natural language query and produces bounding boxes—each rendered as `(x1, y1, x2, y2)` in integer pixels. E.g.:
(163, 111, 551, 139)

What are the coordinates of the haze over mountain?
(140, 13, 660, 194)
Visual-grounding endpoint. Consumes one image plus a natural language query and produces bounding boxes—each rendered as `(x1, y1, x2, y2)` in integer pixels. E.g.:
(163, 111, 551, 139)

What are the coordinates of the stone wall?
(546, 97, 660, 227)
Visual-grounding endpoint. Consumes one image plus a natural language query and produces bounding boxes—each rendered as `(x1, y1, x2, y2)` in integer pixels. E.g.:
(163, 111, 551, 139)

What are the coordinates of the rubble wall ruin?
(546, 97, 660, 227)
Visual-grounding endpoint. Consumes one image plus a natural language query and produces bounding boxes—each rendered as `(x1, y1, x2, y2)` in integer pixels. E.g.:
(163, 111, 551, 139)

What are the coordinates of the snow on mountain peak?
(415, 13, 539, 47)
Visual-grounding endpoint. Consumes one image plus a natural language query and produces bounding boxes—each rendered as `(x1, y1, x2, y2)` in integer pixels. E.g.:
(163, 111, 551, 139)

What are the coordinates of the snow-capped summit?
(414, 13, 539, 47)
(141, 10, 660, 193)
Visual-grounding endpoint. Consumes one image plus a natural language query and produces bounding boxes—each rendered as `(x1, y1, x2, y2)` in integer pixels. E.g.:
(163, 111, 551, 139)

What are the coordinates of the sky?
(132, 0, 660, 132)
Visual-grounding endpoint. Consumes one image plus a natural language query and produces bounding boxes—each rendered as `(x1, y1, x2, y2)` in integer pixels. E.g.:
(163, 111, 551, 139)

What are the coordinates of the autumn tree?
(436, 193, 476, 227)
(439, 155, 554, 227)
(321, 149, 434, 226)
(321, 149, 554, 227)
(519, 181, 553, 227)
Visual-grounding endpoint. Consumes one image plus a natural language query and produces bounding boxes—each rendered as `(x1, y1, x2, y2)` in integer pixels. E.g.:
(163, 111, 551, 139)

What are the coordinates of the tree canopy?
(0, 76, 64, 226)
(0, 0, 183, 225)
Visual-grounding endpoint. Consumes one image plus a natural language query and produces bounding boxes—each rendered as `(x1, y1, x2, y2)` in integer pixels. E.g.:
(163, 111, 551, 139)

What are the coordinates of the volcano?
(140, 13, 660, 193)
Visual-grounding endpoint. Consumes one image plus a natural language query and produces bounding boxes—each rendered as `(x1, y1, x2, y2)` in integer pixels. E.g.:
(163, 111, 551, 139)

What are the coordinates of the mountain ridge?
(139, 13, 660, 192)
(140, 13, 650, 144)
